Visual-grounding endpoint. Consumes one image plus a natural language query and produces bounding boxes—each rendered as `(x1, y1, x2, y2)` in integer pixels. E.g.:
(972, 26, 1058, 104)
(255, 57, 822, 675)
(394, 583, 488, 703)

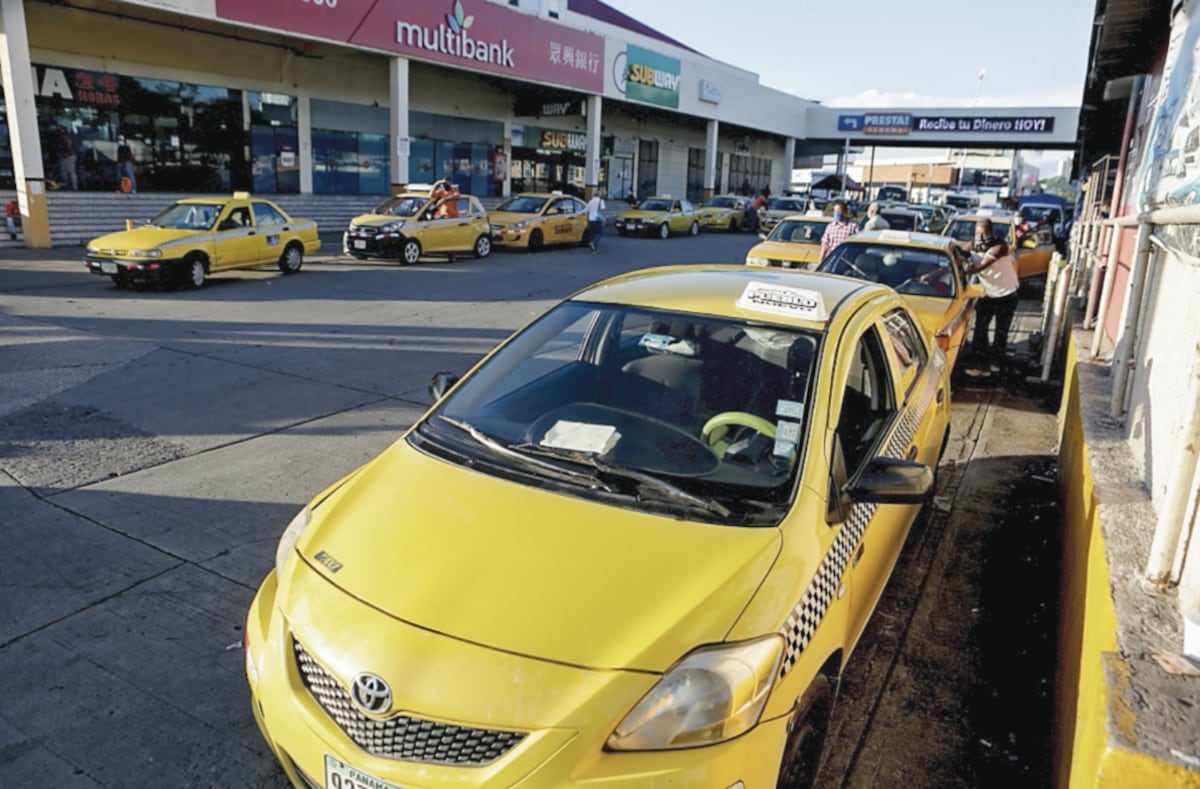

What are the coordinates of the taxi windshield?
(638, 199, 671, 211)
(821, 242, 957, 298)
(372, 196, 427, 217)
(496, 196, 549, 214)
(765, 198, 803, 212)
(703, 196, 737, 208)
(769, 219, 827, 243)
(418, 301, 821, 525)
(151, 203, 221, 230)
(945, 219, 1011, 243)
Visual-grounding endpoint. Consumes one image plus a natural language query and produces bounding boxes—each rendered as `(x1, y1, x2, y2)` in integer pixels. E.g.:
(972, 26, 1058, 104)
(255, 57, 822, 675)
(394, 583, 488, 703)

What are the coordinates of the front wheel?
(658, 223, 670, 240)
(528, 229, 544, 251)
(400, 238, 421, 265)
(182, 257, 206, 289)
(474, 234, 491, 259)
(776, 673, 836, 788)
(689, 221, 699, 236)
(277, 244, 303, 274)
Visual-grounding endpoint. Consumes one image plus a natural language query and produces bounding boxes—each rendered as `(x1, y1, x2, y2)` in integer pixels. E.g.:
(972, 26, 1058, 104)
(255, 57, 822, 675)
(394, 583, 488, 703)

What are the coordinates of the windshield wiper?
(515, 443, 731, 519)
(437, 416, 614, 492)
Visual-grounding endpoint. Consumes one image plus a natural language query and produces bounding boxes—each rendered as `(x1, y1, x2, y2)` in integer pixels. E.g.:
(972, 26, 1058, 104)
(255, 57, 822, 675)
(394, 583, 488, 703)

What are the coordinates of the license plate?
(325, 755, 402, 789)
(100, 262, 117, 274)
(353, 240, 367, 250)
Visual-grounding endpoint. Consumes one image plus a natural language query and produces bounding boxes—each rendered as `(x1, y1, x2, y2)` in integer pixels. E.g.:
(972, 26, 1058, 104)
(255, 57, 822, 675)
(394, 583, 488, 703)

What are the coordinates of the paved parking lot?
(0, 232, 1060, 786)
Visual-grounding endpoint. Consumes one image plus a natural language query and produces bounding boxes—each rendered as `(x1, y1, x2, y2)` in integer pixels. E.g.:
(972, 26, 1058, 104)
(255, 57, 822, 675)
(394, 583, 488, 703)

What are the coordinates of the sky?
(601, 0, 1099, 173)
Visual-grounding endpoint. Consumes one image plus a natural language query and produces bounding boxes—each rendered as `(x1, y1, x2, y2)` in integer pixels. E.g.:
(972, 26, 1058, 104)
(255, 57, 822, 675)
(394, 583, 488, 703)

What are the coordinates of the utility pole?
(958, 68, 986, 188)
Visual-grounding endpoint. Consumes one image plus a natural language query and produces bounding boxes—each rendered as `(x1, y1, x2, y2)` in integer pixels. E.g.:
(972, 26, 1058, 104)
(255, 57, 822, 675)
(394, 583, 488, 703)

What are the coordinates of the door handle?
(248, 230, 256, 236)
(906, 445, 918, 460)
(936, 388, 945, 404)
(853, 544, 865, 567)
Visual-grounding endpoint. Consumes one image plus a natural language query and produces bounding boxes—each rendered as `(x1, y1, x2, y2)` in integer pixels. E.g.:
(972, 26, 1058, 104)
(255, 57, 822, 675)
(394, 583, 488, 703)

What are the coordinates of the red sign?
(215, 0, 604, 93)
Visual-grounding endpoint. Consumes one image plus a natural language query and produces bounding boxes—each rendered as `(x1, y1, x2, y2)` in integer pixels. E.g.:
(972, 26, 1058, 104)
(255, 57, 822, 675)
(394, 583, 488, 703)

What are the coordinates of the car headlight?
(607, 635, 783, 751)
(745, 256, 769, 267)
(274, 505, 312, 578)
(86, 245, 100, 255)
(130, 248, 163, 258)
(510, 220, 531, 230)
(381, 221, 405, 233)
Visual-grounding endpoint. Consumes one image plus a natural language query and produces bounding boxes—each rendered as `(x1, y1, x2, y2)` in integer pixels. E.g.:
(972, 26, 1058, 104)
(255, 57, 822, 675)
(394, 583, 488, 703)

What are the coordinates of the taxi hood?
(292, 440, 781, 673)
(488, 210, 539, 225)
(350, 213, 417, 228)
(753, 240, 821, 265)
(619, 209, 668, 220)
(88, 226, 202, 249)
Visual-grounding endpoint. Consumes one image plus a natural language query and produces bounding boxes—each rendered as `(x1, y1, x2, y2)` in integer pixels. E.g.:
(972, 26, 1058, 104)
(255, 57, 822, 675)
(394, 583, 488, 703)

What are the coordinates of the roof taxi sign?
(736, 281, 829, 322)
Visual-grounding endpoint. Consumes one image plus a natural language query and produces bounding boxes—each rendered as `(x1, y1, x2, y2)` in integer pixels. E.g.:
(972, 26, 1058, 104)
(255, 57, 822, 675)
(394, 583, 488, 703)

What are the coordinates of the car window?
(639, 199, 670, 211)
(881, 308, 927, 396)
(704, 196, 737, 208)
(673, 201, 682, 211)
(821, 242, 957, 298)
(224, 206, 252, 228)
(495, 196, 548, 214)
(252, 202, 286, 226)
(836, 327, 897, 475)
(373, 196, 427, 217)
(151, 202, 221, 230)
(769, 219, 827, 243)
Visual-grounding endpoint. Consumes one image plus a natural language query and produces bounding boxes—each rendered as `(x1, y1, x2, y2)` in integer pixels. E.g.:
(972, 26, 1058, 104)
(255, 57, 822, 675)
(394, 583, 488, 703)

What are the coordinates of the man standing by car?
(964, 217, 1020, 371)
(586, 192, 606, 253)
(820, 200, 859, 261)
(861, 201, 890, 231)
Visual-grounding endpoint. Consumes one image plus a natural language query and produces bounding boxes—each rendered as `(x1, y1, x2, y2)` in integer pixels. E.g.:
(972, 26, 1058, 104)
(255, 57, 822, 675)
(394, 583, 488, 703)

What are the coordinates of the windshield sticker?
(640, 334, 698, 356)
(776, 420, 801, 444)
(540, 420, 621, 455)
(773, 438, 797, 458)
(736, 281, 828, 321)
(776, 399, 804, 419)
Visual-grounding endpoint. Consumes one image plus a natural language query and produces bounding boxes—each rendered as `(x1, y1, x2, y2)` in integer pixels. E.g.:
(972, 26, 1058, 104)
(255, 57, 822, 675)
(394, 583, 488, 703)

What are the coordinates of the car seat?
(613, 354, 704, 430)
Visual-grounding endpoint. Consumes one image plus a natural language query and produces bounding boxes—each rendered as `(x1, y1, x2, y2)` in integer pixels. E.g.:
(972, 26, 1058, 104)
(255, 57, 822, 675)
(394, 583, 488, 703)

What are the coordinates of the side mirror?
(428, 371, 460, 402)
(758, 232, 767, 240)
(845, 457, 933, 504)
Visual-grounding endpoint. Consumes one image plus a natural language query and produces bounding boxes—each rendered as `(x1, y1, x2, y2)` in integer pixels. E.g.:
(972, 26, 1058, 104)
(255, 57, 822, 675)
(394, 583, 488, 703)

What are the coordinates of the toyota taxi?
(745, 211, 832, 270)
(489, 192, 589, 249)
(614, 196, 699, 238)
(344, 187, 492, 264)
(246, 266, 952, 789)
(942, 208, 1053, 281)
(84, 193, 319, 289)
(817, 229, 984, 372)
(697, 194, 749, 232)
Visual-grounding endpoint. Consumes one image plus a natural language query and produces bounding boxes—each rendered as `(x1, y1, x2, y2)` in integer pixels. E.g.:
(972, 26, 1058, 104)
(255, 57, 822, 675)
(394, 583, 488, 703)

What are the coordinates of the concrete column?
(703, 119, 719, 201)
(781, 137, 795, 197)
(584, 95, 602, 200)
(501, 121, 513, 198)
(389, 56, 410, 194)
(297, 94, 313, 194)
(0, 0, 49, 247)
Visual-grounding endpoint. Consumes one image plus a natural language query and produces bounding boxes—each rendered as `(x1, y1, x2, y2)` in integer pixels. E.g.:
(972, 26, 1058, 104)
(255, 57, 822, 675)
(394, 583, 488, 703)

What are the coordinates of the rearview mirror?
(846, 457, 933, 504)
(428, 371, 460, 402)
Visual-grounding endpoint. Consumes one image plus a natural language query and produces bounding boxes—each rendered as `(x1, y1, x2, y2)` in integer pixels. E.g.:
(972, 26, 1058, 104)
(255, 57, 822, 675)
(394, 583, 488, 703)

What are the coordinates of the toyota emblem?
(351, 672, 392, 716)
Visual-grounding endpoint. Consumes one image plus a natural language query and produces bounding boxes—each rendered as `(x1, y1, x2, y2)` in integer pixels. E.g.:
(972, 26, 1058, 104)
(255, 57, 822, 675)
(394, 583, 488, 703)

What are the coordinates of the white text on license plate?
(325, 755, 402, 789)
(353, 239, 367, 250)
(100, 262, 117, 274)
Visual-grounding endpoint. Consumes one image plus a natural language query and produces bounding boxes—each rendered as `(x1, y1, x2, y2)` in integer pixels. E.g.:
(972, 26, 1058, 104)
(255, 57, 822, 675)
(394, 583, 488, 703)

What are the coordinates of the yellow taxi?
(697, 194, 749, 232)
(344, 186, 491, 264)
(758, 196, 808, 233)
(817, 229, 985, 372)
(245, 266, 952, 789)
(614, 196, 699, 238)
(745, 211, 832, 270)
(488, 192, 588, 249)
(942, 208, 1054, 281)
(83, 192, 319, 289)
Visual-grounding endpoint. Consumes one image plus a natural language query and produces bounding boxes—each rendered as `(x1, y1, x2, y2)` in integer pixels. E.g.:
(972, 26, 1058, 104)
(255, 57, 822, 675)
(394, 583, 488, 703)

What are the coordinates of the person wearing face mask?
(820, 200, 859, 261)
(963, 217, 1020, 370)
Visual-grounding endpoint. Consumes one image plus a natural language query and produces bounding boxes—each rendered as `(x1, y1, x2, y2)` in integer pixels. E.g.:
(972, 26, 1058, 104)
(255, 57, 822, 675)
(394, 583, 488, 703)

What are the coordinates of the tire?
(277, 243, 303, 274)
(400, 238, 421, 265)
(776, 673, 836, 788)
(474, 234, 491, 259)
(729, 218, 738, 232)
(182, 256, 206, 289)
(658, 223, 670, 240)
(689, 221, 699, 236)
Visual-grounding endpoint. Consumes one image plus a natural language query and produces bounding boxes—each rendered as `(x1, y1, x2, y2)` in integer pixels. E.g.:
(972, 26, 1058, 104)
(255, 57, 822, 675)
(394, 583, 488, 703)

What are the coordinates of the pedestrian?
(861, 201, 890, 231)
(820, 200, 859, 261)
(117, 134, 136, 193)
(586, 192, 606, 253)
(5, 198, 20, 240)
(747, 190, 767, 233)
(740, 177, 752, 196)
(57, 126, 78, 190)
(964, 217, 1020, 370)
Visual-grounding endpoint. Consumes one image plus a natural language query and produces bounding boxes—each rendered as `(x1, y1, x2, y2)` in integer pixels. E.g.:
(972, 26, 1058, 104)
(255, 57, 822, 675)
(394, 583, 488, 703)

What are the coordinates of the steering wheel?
(701, 412, 777, 456)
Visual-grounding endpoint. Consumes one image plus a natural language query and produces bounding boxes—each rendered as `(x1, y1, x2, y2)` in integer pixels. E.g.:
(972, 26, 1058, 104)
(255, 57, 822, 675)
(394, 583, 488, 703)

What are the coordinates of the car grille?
(292, 638, 526, 766)
(349, 225, 379, 237)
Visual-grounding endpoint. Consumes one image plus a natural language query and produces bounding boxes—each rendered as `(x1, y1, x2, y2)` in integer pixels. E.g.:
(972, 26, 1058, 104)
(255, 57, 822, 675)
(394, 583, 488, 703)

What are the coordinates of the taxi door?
(546, 197, 585, 243)
(212, 204, 265, 269)
(417, 197, 472, 253)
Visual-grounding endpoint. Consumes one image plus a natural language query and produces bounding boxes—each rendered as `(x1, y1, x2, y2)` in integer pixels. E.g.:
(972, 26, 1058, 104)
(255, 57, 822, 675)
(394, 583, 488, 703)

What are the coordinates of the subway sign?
(624, 45, 681, 109)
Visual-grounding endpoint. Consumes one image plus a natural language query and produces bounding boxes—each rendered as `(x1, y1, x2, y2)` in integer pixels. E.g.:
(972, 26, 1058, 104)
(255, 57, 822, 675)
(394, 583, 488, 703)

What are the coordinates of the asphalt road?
(0, 231, 1060, 787)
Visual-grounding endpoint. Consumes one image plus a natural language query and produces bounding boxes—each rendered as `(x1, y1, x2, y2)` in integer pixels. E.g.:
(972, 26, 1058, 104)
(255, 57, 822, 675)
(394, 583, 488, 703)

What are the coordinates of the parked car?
(344, 186, 491, 264)
(818, 229, 984, 372)
(697, 194, 750, 232)
(245, 266, 951, 789)
(876, 207, 924, 232)
(83, 192, 320, 289)
(489, 192, 589, 250)
(758, 196, 808, 233)
(745, 211, 832, 269)
(614, 196, 699, 238)
(942, 208, 1054, 281)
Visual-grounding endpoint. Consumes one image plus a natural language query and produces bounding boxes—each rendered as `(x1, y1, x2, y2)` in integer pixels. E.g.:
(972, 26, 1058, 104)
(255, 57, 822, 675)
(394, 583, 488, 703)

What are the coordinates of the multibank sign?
(214, 0, 603, 92)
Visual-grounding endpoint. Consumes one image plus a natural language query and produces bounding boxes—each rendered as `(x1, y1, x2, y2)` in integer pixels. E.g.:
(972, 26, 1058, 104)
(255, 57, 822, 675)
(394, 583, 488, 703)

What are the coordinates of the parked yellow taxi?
(614, 196, 699, 238)
(246, 266, 952, 789)
(746, 212, 832, 270)
(942, 208, 1053, 281)
(83, 192, 319, 289)
(489, 192, 588, 249)
(344, 187, 491, 264)
(758, 196, 808, 234)
(817, 229, 984, 372)
(697, 194, 749, 232)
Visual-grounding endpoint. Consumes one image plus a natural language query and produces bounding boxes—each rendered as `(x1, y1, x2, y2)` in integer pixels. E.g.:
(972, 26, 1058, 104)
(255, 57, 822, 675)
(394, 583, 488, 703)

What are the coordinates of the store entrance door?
(606, 156, 632, 200)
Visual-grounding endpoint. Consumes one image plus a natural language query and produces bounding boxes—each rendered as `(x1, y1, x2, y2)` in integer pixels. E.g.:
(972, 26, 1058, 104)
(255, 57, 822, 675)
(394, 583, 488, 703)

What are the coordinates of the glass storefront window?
(249, 92, 299, 194)
(0, 95, 12, 189)
(312, 129, 391, 195)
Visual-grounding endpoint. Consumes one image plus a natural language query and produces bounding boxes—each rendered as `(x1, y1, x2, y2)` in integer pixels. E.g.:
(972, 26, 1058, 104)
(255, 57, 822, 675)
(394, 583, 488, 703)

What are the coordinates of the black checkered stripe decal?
(778, 355, 943, 678)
